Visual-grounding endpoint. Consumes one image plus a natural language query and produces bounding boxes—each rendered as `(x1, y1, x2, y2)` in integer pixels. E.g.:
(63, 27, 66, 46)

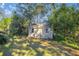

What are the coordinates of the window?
(46, 28, 48, 33)
(32, 28, 34, 33)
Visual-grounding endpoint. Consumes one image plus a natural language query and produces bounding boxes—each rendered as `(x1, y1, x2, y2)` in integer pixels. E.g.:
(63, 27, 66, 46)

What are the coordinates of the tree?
(10, 4, 35, 35)
(0, 18, 12, 32)
(48, 4, 77, 40)
(33, 4, 45, 15)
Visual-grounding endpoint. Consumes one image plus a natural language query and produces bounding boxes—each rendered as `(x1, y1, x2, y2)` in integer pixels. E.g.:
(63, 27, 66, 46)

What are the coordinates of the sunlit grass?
(12, 49, 37, 56)
(22, 43, 27, 48)
(43, 50, 52, 56)
(0, 52, 3, 56)
(63, 41, 79, 49)
(40, 41, 51, 46)
(21, 50, 27, 53)
(37, 47, 44, 52)
(14, 39, 21, 42)
(13, 49, 20, 53)
(32, 39, 40, 42)
(12, 52, 16, 56)
(4, 43, 11, 48)
(0, 36, 79, 56)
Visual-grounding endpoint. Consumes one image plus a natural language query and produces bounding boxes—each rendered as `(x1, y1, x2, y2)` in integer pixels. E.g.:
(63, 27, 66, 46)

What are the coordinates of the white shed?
(28, 13, 53, 39)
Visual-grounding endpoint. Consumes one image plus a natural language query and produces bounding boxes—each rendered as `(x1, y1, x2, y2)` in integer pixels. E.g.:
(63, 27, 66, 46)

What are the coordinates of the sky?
(0, 3, 79, 18)
(0, 3, 16, 17)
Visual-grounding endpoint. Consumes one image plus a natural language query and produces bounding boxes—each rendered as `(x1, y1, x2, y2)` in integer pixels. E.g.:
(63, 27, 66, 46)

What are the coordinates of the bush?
(54, 34, 65, 42)
(0, 32, 9, 45)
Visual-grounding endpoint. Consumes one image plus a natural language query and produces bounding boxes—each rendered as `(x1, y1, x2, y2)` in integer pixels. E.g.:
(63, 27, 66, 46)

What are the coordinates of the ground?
(0, 36, 79, 56)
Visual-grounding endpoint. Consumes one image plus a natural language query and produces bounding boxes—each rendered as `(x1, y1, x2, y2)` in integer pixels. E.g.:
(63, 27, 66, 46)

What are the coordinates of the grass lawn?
(0, 36, 79, 56)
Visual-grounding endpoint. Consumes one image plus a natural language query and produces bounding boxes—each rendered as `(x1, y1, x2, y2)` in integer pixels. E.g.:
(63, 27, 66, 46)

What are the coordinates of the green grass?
(0, 36, 79, 56)
(54, 34, 79, 50)
(62, 41, 79, 49)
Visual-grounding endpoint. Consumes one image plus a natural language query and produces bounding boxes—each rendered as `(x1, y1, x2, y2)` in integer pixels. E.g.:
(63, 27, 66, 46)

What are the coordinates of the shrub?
(54, 34, 65, 42)
(0, 32, 9, 45)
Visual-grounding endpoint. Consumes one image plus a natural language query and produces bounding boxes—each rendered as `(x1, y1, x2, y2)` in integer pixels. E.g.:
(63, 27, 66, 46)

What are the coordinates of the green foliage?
(49, 4, 79, 36)
(33, 4, 46, 15)
(10, 4, 46, 36)
(0, 32, 9, 45)
(0, 18, 12, 32)
(49, 4, 79, 49)
(10, 12, 30, 35)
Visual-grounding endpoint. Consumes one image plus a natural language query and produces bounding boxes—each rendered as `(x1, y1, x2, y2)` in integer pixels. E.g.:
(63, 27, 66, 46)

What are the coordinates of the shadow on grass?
(0, 35, 79, 56)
